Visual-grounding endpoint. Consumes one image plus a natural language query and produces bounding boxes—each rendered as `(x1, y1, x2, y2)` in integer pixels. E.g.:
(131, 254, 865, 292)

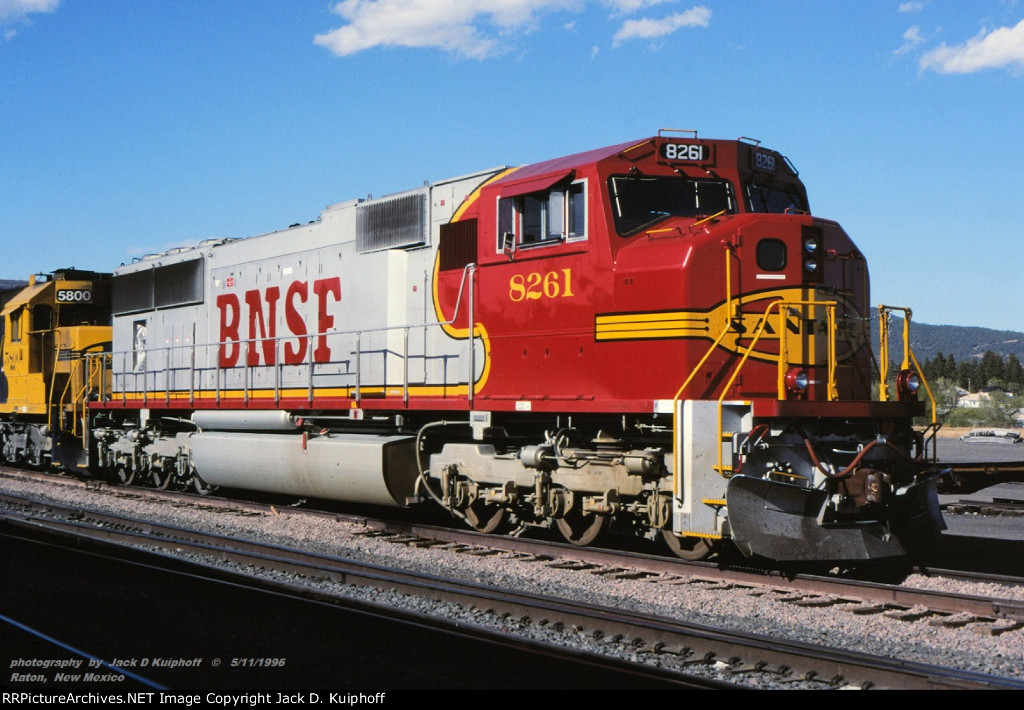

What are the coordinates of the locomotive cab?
(1, 269, 112, 469)
(426, 131, 943, 561)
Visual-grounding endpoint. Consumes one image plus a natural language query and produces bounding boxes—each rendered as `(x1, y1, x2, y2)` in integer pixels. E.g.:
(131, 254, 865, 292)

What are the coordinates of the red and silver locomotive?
(25, 130, 943, 561)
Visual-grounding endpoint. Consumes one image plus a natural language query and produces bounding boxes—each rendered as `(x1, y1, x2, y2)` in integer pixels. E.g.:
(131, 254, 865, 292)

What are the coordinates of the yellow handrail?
(775, 300, 839, 400)
(672, 295, 842, 490)
(671, 246, 739, 497)
(877, 304, 937, 424)
(670, 293, 936, 505)
(717, 298, 838, 477)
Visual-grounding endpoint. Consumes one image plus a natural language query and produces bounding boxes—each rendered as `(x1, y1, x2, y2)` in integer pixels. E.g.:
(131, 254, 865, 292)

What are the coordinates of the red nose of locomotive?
(720, 215, 874, 403)
(606, 133, 875, 405)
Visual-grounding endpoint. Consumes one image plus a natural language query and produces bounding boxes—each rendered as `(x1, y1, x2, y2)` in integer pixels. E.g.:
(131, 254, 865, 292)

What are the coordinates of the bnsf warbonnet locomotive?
(0, 130, 944, 561)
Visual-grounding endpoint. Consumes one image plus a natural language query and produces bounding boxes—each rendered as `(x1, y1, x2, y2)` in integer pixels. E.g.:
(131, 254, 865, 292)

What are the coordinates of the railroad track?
(940, 460, 1024, 494)
(4, 467, 1024, 629)
(1, 490, 1022, 690)
(2, 517, 712, 690)
(944, 485, 1024, 517)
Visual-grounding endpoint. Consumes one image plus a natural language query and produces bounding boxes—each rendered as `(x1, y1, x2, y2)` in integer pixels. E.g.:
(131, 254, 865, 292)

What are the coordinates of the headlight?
(896, 369, 920, 400)
(785, 366, 809, 395)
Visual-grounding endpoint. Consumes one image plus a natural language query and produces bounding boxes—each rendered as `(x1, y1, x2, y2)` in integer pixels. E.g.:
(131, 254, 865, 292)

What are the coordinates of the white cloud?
(895, 25, 924, 55)
(898, 1, 925, 13)
(604, 0, 677, 18)
(920, 19, 1024, 74)
(0, 0, 58, 36)
(315, 0, 582, 60)
(611, 5, 710, 48)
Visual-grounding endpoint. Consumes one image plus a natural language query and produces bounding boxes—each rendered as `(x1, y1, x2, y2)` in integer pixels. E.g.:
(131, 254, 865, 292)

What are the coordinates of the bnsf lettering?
(283, 281, 309, 364)
(314, 278, 341, 363)
(216, 277, 341, 368)
(246, 286, 280, 366)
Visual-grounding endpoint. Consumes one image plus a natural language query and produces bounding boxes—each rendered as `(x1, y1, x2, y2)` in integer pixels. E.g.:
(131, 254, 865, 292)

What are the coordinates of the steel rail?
(0, 505, 1020, 690)
(3, 473, 1024, 625)
(0, 518, 721, 690)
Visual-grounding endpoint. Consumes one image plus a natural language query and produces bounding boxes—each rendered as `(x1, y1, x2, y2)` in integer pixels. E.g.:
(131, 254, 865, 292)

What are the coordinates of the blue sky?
(2, 1, 1023, 331)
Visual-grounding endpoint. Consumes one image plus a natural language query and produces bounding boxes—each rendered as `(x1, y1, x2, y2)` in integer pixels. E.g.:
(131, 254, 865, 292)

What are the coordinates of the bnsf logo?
(216, 277, 341, 368)
(56, 289, 92, 303)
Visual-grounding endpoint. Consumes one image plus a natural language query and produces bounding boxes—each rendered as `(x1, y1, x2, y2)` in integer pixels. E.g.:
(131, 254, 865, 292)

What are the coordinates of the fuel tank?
(188, 431, 419, 507)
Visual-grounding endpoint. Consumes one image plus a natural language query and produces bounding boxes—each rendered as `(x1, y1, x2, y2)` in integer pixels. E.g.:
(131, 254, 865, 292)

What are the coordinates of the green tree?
(956, 359, 979, 391)
(979, 350, 1005, 387)
(976, 391, 1024, 427)
(1006, 354, 1024, 391)
(943, 390, 1024, 428)
(922, 353, 943, 383)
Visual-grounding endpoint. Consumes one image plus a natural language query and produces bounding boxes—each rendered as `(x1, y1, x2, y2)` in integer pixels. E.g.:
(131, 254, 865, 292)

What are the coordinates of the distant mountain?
(907, 323, 1024, 364)
(0, 280, 28, 308)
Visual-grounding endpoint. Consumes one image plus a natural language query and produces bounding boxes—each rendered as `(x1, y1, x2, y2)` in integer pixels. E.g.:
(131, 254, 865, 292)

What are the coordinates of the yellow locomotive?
(0, 269, 111, 469)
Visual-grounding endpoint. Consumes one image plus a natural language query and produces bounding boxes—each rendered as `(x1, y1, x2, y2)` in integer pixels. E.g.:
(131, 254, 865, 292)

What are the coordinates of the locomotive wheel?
(465, 500, 512, 535)
(114, 464, 135, 486)
(148, 465, 171, 490)
(661, 530, 713, 561)
(192, 474, 214, 496)
(25, 445, 42, 469)
(556, 510, 611, 546)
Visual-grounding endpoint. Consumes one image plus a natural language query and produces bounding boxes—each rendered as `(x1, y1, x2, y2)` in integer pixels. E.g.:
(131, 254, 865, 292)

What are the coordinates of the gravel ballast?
(2, 473, 1022, 688)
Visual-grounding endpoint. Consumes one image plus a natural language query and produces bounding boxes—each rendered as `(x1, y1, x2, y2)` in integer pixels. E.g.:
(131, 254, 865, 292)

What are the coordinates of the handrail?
(50, 347, 112, 439)
(713, 299, 838, 477)
(877, 304, 937, 424)
(672, 295, 842, 490)
(85, 354, 110, 441)
(672, 245, 740, 498)
(670, 297, 936, 493)
(52, 346, 73, 426)
(775, 300, 839, 401)
(670, 316, 735, 500)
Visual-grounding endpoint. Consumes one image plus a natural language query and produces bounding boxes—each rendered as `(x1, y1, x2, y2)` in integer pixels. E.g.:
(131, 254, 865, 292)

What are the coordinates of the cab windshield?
(608, 175, 735, 237)
(746, 179, 809, 214)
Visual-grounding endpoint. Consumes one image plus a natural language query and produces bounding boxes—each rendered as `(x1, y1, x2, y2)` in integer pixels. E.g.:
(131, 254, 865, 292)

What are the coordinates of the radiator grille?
(113, 258, 203, 315)
(356, 193, 426, 253)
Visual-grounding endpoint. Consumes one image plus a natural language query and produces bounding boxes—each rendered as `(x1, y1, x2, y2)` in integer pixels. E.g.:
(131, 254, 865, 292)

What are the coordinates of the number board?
(55, 280, 93, 304)
(659, 142, 712, 163)
(751, 150, 778, 174)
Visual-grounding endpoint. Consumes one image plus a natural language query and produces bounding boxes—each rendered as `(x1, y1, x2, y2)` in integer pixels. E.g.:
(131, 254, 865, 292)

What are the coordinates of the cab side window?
(497, 180, 587, 252)
(10, 309, 22, 343)
(31, 304, 53, 332)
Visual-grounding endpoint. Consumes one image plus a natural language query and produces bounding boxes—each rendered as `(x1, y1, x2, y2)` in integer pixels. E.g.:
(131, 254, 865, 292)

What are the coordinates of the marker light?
(802, 228, 824, 283)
